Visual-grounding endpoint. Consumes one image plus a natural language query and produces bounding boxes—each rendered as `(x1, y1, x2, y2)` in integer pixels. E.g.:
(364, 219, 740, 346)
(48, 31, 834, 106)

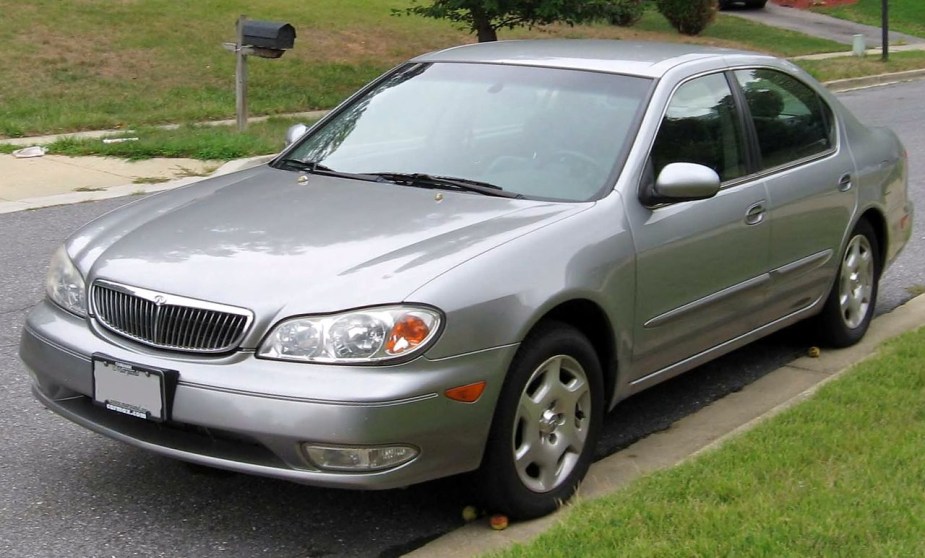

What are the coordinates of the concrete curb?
(0, 155, 273, 215)
(406, 294, 925, 558)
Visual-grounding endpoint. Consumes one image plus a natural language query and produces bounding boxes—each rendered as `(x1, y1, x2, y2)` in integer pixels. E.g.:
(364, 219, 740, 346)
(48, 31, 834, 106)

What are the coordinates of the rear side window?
(734, 69, 834, 170)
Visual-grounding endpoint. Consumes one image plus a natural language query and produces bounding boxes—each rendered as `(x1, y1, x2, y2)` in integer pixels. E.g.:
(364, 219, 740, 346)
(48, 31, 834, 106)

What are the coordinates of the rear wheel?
(816, 220, 880, 347)
(478, 322, 603, 519)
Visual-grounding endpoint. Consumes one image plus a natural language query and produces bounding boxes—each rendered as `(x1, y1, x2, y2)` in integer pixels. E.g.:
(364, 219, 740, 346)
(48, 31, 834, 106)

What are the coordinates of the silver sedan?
(21, 40, 913, 519)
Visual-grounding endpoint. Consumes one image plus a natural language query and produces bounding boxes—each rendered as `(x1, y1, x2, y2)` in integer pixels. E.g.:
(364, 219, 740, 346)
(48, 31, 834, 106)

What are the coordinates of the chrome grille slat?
(91, 281, 252, 354)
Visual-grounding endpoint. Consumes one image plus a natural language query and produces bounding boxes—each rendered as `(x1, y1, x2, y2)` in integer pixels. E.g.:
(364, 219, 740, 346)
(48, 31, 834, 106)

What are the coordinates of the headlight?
(45, 246, 87, 317)
(258, 305, 442, 364)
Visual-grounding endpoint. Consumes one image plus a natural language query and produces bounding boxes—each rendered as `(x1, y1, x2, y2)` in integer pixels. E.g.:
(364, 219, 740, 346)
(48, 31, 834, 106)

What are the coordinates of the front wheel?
(478, 322, 604, 519)
(815, 220, 880, 347)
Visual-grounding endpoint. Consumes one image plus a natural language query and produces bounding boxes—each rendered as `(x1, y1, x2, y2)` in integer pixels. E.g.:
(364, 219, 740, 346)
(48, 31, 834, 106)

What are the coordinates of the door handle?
(745, 201, 765, 225)
(837, 173, 853, 192)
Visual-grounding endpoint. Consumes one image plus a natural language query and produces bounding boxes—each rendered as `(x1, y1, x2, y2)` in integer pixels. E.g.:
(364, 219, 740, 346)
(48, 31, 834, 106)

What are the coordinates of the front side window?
(286, 63, 652, 202)
(650, 73, 746, 183)
(734, 69, 835, 170)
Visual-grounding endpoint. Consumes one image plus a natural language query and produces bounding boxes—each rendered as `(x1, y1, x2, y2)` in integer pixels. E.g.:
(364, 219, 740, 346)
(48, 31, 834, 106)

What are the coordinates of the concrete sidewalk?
(0, 153, 271, 214)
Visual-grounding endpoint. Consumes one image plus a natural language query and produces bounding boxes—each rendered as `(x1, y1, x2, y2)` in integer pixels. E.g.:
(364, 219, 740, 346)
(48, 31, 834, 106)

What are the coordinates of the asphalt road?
(1, 80, 923, 558)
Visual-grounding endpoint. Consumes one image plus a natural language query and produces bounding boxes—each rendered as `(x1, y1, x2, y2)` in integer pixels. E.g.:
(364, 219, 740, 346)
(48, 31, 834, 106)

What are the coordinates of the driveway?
(723, 2, 925, 47)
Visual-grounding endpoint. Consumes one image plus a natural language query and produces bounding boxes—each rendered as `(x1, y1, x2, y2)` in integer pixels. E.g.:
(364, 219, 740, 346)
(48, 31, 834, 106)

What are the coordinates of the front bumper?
(21, 300, 515, 489)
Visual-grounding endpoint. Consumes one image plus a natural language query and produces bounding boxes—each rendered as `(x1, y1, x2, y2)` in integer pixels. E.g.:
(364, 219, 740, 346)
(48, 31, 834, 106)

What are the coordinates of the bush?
(602, 0, 645, 27)
(655, 0, 716, 35)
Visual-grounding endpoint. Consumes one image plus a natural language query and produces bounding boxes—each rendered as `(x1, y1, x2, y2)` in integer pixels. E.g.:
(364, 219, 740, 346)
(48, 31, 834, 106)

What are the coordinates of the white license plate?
(92, 357, 171, 422)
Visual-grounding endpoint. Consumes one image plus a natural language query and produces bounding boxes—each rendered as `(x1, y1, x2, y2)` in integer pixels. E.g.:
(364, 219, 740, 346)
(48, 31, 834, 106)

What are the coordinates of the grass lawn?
(494, 326, 925, 557)
(799, 50, 925, 82)
(40, 117, 313, 161)
(814, 0, 925, 40)
(0, 1, 846, 138)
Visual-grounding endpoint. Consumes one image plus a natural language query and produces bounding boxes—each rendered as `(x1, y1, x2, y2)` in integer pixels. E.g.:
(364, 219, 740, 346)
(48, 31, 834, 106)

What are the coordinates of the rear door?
(732, 69, 855, 324)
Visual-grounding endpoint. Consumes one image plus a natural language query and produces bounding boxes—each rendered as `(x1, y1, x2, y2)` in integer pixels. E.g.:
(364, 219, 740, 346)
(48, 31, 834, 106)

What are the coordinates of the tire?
(478, 322, 604, 519)
(747, 0, 768, 8)
(815, 220, 880, 348)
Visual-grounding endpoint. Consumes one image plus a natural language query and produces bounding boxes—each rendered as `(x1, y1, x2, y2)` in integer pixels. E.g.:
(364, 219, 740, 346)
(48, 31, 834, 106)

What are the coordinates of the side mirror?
(285, 123, 309, 147)
(646, 163, 721, 205)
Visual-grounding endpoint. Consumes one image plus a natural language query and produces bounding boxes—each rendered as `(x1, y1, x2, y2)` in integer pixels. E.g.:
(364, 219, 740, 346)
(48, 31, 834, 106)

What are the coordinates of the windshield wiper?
(273, 158, 379, 182)
(369, 172, 524, 199)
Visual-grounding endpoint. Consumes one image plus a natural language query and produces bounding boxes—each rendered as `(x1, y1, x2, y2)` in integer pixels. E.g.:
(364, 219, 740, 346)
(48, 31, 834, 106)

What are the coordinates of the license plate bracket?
(92, 354, 178, 422)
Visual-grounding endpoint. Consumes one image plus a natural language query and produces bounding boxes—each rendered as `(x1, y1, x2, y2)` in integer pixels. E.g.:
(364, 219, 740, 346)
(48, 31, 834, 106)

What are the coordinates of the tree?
(398, 0, 608, 42)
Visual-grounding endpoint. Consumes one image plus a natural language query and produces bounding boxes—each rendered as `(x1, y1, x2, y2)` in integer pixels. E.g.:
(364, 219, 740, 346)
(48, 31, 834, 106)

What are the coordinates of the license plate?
(92, 355, 176, 422)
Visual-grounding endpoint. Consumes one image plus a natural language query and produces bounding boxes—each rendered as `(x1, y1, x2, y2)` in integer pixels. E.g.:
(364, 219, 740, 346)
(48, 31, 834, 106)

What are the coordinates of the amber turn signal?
(386, 314, 432, 355)
(445, 381, 486, 403)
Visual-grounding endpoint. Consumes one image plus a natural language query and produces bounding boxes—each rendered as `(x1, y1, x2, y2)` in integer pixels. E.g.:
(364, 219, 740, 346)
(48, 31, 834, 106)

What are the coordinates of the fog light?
(302, 444, 418, 472)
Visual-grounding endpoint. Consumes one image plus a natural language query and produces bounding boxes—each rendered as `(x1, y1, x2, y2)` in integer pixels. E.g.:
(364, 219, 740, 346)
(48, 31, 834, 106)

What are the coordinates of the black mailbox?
(241, 20, 296, 51)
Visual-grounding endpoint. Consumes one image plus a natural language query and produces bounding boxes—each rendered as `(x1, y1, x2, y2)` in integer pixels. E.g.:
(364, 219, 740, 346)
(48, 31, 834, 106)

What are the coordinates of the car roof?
(412, 40, 772, 78)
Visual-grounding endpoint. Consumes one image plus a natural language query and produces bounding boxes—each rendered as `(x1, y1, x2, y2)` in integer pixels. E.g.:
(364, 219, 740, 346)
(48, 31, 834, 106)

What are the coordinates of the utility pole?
(881, 0, 889, 61)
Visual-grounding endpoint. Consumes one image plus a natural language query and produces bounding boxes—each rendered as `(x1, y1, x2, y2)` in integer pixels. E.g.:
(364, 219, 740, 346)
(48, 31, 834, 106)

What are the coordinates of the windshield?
(286, 62, 651, 202)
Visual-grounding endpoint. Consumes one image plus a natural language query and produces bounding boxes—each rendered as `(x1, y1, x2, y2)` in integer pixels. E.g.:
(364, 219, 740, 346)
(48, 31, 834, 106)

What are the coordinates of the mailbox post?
(235, 16, 248, 132)
(224, 16, 296, 131)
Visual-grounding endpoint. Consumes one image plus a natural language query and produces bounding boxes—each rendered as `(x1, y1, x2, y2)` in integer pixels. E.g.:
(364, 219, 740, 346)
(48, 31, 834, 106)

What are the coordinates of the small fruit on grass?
(808, 346, 821, 358)
(490, 514, 509, 530)
(462, 505, 479, 522)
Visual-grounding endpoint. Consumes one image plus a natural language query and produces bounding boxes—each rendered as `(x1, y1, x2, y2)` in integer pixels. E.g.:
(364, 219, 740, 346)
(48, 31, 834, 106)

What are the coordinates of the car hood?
(71, 166, 587, 333)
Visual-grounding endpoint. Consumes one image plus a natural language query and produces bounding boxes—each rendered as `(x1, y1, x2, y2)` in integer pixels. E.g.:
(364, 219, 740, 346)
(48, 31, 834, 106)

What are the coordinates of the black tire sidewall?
(479, 321, 604, 519)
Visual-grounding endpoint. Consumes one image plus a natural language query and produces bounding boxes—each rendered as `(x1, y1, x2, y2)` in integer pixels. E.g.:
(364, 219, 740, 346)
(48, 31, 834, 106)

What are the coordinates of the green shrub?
(655, 0, 717, 35)
(602, 0, 645, 27)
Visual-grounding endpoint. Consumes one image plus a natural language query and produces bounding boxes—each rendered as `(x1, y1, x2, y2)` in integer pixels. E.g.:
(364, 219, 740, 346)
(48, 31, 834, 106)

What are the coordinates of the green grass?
(495, 326, 925, 557)
(43, 117, 312, 161)
(814, 0, 925, 40)
(798, 50, 925, 81)
(0, 1, 851, 138)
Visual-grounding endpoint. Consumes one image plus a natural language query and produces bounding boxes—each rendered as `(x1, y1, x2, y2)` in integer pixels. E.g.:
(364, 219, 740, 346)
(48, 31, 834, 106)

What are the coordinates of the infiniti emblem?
(154, 295, 167, 306)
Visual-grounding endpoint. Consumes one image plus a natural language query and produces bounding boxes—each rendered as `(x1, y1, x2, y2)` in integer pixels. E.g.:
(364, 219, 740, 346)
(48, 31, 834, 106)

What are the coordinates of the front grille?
(91, 280, 253, 353)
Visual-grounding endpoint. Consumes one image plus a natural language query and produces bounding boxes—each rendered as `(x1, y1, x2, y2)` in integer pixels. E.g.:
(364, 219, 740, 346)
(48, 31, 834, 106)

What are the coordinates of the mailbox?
(241, 20, 296, 57)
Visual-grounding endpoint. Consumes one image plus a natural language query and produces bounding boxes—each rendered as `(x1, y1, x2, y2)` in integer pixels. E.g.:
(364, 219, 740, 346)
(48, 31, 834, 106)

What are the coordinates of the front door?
(628, 72, 771, 380)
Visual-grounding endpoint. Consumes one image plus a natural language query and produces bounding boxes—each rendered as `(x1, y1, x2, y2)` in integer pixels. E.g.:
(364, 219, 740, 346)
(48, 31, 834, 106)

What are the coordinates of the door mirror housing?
(285, 123, 310, 147)
(644, 163, 721, 206)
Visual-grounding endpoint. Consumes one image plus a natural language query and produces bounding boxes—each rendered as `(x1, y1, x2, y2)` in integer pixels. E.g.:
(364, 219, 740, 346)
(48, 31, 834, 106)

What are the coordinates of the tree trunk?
(472, 11, 498, 42)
